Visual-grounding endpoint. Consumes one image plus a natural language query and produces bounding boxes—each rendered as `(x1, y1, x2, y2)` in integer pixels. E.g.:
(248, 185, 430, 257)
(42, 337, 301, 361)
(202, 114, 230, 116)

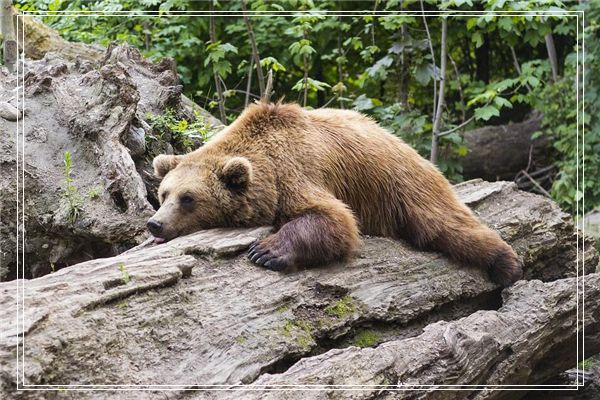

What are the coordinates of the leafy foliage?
(146, 109, 214, 153)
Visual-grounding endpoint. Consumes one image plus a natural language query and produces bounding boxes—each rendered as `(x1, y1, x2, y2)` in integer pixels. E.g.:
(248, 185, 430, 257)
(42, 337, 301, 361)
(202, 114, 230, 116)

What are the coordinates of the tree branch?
(437, 114, 475, 138)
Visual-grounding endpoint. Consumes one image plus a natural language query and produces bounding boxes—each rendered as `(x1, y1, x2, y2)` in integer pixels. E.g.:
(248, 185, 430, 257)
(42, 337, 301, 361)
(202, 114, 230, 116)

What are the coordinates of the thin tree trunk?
(208, 1, 226, 123)
(545, 32, 559, 82)
(1, 0, 17, 73)
(143, 20, 151, 52)
(315, 56, 325, 107)
(244, 55, 253, 108)
(397, 1, 409, 106)
(431, 18, 448, 165)
(302, 30, 309, 107)
(449, 54, 465, 124)
(510, 46, 533, 92)
(302, 52, 308, 107)
(241, 0, 265, 97)
(337, 16, 344, 109)
(420, 0, 437, 124)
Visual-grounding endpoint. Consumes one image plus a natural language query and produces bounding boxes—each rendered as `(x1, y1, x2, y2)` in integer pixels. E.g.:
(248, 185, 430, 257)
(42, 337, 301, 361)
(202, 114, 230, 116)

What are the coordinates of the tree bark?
(1, 180, 597, 398)
(1, 0, 17, 73)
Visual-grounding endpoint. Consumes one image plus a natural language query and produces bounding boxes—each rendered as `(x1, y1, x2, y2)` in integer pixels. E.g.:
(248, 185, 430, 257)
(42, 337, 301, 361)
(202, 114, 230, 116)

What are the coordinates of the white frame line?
(14, 8, 586, 392)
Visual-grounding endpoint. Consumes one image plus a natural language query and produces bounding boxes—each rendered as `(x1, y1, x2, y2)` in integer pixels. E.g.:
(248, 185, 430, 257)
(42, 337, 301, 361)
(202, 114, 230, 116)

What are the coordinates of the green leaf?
(474, 105, 500, 121)
(472, 32, 484, 48)
(414, 63, 436, 86)
(493, 96, 513, 109)
(353, 94, 380, 111)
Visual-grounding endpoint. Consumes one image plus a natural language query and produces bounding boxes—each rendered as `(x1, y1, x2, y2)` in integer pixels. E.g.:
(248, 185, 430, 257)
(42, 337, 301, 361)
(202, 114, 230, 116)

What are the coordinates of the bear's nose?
(147, 219, 163, 235)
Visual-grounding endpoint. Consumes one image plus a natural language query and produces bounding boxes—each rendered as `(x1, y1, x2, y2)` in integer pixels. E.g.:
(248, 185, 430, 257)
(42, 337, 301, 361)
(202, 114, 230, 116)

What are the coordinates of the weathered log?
(461, 114, 550, 182)
(15, 14, 105, 62)
(0, 180, 597, 399)
(231, 275, 599, 400)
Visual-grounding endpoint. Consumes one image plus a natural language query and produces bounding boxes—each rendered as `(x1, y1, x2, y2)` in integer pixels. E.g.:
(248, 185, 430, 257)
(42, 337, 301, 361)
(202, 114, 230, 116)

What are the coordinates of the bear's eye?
(160, 191, 169, 203)
(180, 195, 194, 205)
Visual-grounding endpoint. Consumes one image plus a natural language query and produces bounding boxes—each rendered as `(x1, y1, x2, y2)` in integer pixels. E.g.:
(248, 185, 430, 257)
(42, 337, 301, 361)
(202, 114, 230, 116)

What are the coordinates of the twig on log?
(519, 169, 552, 197)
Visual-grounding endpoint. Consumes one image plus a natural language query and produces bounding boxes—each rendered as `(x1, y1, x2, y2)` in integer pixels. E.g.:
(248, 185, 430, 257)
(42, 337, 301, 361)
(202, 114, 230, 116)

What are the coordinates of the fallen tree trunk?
(461, 114, 551, 183)
(236, 274, 600, 400)
(0, 180, 597, 399)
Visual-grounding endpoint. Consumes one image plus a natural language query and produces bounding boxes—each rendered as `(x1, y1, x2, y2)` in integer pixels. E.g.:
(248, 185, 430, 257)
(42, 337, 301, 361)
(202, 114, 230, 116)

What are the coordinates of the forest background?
(14, 0, 599, 217)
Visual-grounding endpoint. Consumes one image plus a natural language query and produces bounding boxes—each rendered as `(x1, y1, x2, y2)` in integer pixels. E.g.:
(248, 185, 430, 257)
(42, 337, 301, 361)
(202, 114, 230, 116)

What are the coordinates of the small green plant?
(325, 295, 356, 318)
(351, 330, 380, 348)
(88, 186, 102, 200)
(146, 109, 213, 151)
(116, 300, 129, 309)
(118, 263, 131, 284)
(62, 151, 82, 224)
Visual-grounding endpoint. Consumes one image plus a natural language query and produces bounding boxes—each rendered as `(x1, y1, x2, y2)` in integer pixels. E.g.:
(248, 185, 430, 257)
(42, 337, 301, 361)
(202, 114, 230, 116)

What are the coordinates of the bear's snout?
(147, 219, 163, 236)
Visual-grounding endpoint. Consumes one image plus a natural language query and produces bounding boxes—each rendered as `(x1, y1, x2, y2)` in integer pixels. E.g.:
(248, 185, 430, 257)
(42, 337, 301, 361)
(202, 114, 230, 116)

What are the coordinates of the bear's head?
(147, 154, 255, 243)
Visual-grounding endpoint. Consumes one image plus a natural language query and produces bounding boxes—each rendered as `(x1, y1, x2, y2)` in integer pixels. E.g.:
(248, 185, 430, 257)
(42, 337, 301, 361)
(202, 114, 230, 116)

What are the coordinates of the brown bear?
(149, 101, 522, 286)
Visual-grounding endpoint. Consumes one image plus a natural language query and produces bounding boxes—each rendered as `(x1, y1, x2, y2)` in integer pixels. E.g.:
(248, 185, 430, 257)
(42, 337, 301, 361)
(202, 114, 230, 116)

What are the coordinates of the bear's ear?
(153, 154, 183, 178)
(219, 157, 253, 190)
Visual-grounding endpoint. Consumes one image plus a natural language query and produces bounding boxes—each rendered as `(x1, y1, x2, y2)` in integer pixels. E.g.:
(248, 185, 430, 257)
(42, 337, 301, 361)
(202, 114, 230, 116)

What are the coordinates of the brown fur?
(150, 102, 523, 286)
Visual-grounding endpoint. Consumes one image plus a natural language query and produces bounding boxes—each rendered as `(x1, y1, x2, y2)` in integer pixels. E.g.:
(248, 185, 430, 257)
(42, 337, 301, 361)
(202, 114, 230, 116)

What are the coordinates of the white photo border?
(14, 7, 586, 392)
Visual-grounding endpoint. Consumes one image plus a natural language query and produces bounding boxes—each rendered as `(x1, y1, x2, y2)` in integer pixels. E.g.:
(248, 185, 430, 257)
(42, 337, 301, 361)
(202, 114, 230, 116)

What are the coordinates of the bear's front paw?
(248, 240, 290, 271)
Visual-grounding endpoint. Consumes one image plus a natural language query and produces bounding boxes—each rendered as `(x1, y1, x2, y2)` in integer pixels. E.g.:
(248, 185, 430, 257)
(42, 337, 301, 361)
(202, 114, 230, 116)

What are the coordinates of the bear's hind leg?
(429, 222, 523, 287)
(248, 194, 359, 271)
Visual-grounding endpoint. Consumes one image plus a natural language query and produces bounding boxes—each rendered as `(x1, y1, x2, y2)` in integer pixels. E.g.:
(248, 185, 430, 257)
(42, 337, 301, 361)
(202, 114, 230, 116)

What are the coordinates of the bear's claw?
(248, 241, 289, 271)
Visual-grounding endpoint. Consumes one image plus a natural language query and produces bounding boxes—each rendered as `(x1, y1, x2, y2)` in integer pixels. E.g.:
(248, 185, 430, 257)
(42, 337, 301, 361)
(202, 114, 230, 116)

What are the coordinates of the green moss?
(116, 300, 129, 309)
(88, 186, 102, 200)
(236, 335, 247, 345)
(579, 357, 595, 370)
(351, 330, 380, 348)
(280, 319, 315, 350)
(275, 304, 290, 314)
(325, 295, 356, 318)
